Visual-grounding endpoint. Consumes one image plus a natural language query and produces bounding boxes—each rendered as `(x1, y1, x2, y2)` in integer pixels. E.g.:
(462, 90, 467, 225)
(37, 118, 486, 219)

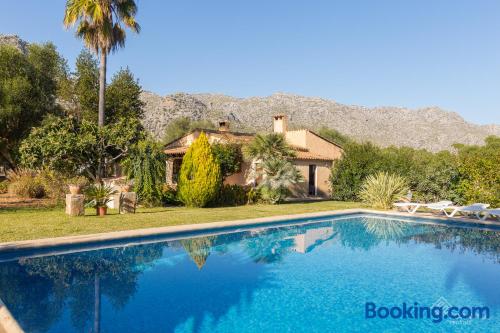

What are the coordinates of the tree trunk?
(98, 51, 107, 127)
(97, 51, 107, 180)
(0, 147, 16, 171)
(94, 274, 101, 333)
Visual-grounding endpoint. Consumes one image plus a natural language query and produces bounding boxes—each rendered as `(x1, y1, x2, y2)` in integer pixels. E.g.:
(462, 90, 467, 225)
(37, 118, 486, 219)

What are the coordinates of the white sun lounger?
(393, 202, 423, 214)
(480, 209, 500, 221)
(443, 203, 490, 219)
(424, 201, 454, 213)
(394, 200, 453, 214)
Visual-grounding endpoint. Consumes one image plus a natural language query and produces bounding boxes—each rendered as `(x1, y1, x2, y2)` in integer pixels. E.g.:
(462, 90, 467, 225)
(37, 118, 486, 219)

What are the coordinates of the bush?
(211, 143, 243, 180)
(455, 136, 500, 207)
(7, 168, 46, 198)
(177, 133, 221, 207)
(161, 184, 180, 206)
(246, 187, 261, 204)
(330, 142, 385, 201)
(212, 184, 249, 206)
(330, 142, 461, 203)
(0, 181, 7, 194)
(38, 169, 70, 201)
(359, 172, 409, 209)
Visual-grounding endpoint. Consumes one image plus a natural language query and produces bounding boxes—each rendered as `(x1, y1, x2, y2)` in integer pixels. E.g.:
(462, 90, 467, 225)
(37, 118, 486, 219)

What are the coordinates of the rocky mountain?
(141, 92, 500, 151)
(0, 34, 28, 53)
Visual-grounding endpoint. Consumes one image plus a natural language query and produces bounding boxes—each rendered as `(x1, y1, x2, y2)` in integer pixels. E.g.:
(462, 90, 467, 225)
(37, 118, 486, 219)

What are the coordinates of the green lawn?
(0, 201, 363, 243)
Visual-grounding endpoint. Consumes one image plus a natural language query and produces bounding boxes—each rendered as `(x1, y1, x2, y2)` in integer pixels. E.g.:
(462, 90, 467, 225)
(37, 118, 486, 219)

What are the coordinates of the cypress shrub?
(178, 132, 221, 207)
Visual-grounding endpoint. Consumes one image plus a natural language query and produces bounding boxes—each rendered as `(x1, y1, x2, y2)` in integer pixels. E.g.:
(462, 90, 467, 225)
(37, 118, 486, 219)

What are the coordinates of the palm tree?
(243, 133, 296, 161)
(64, 0, 140, 128)
(257, 157, 303, 204)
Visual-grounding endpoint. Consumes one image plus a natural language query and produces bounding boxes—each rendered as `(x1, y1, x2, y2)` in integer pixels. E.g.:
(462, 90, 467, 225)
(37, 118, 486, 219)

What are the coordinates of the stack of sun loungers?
(394, 200, 500, 221)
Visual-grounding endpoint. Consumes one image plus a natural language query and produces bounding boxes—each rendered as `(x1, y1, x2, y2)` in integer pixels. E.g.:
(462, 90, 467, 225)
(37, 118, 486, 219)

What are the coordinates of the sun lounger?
(443, 203, 490, 219)
(393, 202, 423, 214)
(480, 208, 500, 221)
(394, 200, 453, 214)
(424, 201, 454, 215)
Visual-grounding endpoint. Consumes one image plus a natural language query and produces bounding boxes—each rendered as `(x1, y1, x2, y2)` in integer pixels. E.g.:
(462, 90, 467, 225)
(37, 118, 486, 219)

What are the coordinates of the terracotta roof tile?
(294, 150, 334, 161)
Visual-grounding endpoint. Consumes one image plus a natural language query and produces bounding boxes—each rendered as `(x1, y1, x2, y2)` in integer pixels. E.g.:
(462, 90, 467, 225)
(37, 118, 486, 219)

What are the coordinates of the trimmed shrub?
(7, 168, 45, 198)
(359, 172, 409, 209)
(212, 184, 249, 206)
(177, 133, 221, 207)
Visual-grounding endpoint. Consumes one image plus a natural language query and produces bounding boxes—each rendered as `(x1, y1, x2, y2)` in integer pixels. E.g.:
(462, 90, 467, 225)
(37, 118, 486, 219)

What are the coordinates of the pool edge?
(1, 209, 499, 254)
(0, 298, 24, 333)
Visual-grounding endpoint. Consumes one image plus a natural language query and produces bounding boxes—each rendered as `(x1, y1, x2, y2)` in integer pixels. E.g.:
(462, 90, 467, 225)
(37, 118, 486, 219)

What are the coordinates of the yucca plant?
(359, 172, 409, 209)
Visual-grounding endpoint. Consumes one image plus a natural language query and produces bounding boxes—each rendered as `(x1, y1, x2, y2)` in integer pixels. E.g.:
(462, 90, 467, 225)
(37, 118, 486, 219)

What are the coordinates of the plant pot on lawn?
(96, 206, 107, 217)
(67, 176, 88, 195)
(85, 184, 117, 217)
(68, 185, 82, 195)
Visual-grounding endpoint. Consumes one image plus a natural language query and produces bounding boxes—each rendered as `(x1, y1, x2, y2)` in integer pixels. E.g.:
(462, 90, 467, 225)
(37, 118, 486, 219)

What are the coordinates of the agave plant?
(359, 172, 409, 209)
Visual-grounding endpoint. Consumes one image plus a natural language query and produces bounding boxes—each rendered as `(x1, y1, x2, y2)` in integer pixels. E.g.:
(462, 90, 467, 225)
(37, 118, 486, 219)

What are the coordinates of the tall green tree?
(64, 0, 141, 127)
(0, 43, 66, 169)
(163, 117, 216, 143)
(20, 115, 144, 180)
(122, 139, 166, 206)
(74, 50, 99, 120)
(318, 127, 352, 147)
(177, 133, 221, 207)
(106, 67, 144, 123)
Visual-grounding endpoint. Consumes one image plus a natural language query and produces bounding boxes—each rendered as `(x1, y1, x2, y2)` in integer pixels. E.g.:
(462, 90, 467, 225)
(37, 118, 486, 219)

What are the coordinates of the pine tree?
(178, 132, 221, 207)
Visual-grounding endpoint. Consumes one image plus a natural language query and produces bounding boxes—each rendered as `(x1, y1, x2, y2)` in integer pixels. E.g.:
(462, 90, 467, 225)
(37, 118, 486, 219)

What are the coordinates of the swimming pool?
(0, 214, 498, 332)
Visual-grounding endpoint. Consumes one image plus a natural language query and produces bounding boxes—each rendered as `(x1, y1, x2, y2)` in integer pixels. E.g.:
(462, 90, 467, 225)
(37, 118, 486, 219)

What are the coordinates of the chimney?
(273, 114, 288, 133)
(218, 120, 230, 132)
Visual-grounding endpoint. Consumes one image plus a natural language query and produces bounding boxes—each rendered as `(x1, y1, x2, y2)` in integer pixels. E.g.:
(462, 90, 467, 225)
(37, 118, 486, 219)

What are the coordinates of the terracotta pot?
(119, 185, 132, 193)
(96, 206, 107, 217)
(68, 185, 81, 195)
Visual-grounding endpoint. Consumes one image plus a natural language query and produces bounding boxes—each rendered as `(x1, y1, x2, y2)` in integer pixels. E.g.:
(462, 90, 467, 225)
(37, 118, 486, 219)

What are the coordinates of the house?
(164, 115, 344, 198)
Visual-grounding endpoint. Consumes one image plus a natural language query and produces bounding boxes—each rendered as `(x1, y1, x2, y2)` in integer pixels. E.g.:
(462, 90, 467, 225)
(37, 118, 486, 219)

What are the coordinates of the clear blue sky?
(1, 0, 499, 124)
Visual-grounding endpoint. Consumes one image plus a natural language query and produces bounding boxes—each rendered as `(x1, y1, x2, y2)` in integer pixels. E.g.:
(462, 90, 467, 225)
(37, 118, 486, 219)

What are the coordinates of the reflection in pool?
(0, 215, 499, 332)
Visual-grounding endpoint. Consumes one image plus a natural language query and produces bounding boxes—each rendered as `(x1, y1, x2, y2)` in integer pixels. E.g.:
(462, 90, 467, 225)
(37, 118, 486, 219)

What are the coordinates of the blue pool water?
(0, 214, 499, 332)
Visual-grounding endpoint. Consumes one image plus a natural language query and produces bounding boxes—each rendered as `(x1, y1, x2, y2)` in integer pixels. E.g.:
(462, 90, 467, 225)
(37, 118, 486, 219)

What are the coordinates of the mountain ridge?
(140, 91, 500, 151)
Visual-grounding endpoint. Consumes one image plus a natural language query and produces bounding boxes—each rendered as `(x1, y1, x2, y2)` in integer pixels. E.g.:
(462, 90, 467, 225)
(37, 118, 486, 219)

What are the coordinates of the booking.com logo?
(365, 297, 490, 323)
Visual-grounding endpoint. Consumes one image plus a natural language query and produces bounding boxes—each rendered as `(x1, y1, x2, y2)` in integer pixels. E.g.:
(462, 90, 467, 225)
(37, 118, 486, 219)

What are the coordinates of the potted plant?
(67, 176, 88, 195)
(85, 184, 117, 216)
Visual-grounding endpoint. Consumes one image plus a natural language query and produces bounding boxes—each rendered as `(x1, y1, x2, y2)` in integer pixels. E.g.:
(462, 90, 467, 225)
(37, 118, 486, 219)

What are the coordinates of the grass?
(0, 201, 363, 243)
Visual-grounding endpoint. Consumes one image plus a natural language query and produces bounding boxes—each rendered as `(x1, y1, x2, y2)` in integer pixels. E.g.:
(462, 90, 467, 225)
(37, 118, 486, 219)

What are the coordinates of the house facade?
(164, 115, 343, 198)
